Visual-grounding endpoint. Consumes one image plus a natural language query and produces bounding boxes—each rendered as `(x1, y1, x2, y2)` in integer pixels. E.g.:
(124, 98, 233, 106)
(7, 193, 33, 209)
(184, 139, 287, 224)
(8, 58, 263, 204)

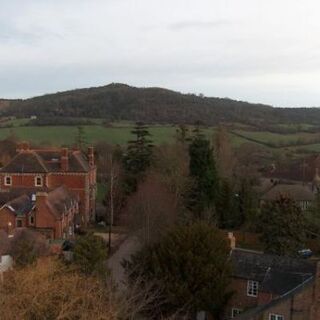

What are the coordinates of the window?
(300, 201, 309, 210)
(16, 219, 22, 228)
(269, 314, 284, 320)
(232, 308, 242, 318)
(4, 175, 12, 186)
(35, 176, 43, 187)
(29, 215, 34, 225)
(247, 280, 259, 297)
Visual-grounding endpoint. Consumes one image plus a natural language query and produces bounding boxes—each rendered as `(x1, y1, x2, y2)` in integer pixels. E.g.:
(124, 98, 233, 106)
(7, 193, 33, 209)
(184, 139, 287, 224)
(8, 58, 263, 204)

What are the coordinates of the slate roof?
(231, 248, 316, 296)
(0, 149, 90, 173)
(0, 187, 49, 207)
(260, 184, 315, 202)
(5, 194, 34, 216)
(0, 186, 78, 219)
(46, 186, 78, 219)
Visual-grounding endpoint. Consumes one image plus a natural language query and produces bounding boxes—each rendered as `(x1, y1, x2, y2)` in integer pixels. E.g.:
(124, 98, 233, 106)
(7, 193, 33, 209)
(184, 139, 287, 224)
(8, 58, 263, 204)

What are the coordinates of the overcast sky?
(1, 0, 320, 107)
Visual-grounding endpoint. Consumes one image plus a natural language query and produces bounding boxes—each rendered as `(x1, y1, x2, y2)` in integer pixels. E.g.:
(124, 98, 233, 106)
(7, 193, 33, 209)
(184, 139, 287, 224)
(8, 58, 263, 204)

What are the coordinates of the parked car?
(298, 249, 313, 259)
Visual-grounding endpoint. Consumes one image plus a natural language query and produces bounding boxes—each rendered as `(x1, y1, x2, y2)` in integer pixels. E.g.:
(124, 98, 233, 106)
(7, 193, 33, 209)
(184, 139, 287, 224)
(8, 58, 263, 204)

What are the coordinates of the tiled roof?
(1, 152, 48, 173)
(5, 194, 34, 216)
(46, 186, 78, 219)
(0, 188, 45, 207)
(231, 248, 315, 296)
(260, 184, 315, 201)
(0, 186, 78, 219)
(0, 149, 90, 173)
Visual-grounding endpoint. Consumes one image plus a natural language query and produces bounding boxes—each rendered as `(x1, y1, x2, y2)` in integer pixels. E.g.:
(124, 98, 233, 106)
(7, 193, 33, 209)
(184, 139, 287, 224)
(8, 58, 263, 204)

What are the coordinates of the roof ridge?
(0, 152, 21, 171)
(32, 151, 49, 172)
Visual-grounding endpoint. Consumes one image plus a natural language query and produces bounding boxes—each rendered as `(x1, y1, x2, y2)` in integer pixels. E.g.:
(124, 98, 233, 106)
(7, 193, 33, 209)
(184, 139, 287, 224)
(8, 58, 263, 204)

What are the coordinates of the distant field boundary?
(230, 130, 320, 149)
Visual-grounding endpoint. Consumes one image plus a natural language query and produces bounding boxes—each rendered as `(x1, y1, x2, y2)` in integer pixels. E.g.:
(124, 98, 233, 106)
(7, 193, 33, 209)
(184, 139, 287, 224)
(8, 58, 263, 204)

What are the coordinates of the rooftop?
(260, 183, 315, 201)
(0, 146, 91, 173)
(231, 248, 316, 296)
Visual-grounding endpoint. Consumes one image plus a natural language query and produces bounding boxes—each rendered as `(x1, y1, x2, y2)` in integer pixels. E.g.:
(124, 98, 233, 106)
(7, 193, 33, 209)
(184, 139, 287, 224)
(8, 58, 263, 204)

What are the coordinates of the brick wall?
(0, 208, 16, 234)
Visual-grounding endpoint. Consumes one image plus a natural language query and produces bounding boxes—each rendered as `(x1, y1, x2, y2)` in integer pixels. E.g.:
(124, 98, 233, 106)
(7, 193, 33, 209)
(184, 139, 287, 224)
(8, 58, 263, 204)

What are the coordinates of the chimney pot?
(17, 141, 30, 153)
(61, 148, 69, 171)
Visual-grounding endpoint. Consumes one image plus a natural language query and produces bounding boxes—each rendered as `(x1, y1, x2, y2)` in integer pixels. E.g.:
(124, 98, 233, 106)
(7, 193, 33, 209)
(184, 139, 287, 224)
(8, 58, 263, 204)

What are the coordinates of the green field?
(1, 119, 320, 154)
(0, 124, 260, 147)
(0, 125, 183, 146)
(233, 130, 320, 146)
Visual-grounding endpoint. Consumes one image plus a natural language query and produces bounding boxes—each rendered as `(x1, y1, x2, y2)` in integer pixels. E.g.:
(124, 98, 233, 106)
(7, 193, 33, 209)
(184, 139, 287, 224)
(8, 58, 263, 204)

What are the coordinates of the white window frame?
(35, 175, 43, 187)
(4, 175, 12, 186)
(232, 308, 242, 318)
(247, 280, 259, 297)
(269, 314, 284, 320)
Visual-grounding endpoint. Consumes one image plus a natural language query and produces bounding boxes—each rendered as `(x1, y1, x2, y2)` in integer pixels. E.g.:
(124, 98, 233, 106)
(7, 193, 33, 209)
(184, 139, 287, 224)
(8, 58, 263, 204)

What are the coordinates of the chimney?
(61, 148, 69, 171)
(16, 141, 30, 153)
(88, 147, 94, 167)
(35, 192, 48, 228)
(228, 232, 236, 250)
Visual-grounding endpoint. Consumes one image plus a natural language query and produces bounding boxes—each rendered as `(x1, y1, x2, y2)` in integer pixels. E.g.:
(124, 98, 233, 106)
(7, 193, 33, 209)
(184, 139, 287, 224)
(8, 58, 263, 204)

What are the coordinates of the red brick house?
(226, 248, 320, 320)
(0, 142, 96, 239)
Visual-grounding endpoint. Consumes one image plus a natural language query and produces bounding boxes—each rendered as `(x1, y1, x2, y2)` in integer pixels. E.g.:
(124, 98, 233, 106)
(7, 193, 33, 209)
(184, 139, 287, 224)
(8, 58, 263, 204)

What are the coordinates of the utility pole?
(108, 155, 114, 252)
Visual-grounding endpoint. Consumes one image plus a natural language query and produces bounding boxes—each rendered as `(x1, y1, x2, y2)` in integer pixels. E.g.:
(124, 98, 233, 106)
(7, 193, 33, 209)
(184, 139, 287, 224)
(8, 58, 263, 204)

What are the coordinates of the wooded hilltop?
(1, 83, 319, 126)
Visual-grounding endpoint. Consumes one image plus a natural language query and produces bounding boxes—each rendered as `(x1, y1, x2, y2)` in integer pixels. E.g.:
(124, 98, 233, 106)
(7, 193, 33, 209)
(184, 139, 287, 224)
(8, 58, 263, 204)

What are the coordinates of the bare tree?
(124, 172, 178, 245)
(0, 257, 180, 320)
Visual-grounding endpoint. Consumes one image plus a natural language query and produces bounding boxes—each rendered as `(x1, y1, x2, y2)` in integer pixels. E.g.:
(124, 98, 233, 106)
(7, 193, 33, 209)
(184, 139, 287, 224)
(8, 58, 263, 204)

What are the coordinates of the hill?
(1, 83, 320, 126)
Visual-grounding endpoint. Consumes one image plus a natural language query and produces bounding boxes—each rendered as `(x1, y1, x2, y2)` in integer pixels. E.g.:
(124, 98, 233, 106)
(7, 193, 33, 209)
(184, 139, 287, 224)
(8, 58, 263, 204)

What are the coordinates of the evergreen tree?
(73, 233, 108, 276)
(260, 196, 306, 256)
(123, 122, 153, 193)
(75, 126, 87, 150)
(124, 222, 232, 319)
(187, 129, 219, 219)
(237, 177, 258, 229)
(216, 179, 240, 229)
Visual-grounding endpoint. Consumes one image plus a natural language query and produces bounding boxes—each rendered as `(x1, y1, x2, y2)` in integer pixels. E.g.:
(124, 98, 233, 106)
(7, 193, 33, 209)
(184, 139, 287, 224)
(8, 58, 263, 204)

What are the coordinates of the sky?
(1, 0, 320, 107)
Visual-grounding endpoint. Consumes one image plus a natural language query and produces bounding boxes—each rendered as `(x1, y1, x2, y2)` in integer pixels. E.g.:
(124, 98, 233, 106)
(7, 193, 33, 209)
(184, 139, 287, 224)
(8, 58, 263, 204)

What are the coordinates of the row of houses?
(223, 156, 320, 319)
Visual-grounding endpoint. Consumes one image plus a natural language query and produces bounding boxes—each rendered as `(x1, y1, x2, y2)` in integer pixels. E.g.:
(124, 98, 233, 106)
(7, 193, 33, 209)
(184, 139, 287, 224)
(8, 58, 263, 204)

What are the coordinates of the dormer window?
(35, 176, 43, 187)
(4, 176, 12, 186)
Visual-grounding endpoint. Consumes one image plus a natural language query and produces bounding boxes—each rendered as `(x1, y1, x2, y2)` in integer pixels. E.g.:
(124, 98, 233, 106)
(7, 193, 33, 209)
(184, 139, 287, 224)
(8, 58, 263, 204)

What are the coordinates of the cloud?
(1, 0, 320, 107)
(168, 20, 231, 31)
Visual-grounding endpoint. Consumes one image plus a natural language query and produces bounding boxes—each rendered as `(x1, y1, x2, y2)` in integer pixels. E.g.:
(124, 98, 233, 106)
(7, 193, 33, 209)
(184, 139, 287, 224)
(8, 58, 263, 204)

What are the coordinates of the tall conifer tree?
(123, 122, 153, 193)
(187, 127, 219, 219)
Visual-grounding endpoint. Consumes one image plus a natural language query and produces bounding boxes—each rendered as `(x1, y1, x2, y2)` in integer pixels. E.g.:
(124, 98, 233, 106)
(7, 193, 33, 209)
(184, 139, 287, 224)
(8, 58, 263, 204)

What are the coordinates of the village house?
(260, 183, 315, 211)
(226, 247, 320, 320)
(0, 142, 96, 239)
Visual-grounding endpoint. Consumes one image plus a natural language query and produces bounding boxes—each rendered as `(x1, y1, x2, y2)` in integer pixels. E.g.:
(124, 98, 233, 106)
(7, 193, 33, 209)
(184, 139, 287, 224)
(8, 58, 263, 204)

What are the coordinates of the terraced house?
(227, 248, 320, 320)
(0, 142, 96, 239)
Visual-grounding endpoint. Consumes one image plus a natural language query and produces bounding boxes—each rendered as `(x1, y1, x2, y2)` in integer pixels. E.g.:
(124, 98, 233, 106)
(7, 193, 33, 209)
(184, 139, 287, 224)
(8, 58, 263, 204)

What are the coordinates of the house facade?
(259, 183, 315, 211)
(0, 142, 96, 239)
(226, 248, 320, 320)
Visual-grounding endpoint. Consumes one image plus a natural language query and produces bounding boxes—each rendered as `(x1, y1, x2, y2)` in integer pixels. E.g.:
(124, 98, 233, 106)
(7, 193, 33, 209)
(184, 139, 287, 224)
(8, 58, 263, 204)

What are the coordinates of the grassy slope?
(1, 119, 320, 152)
(0, 122, 251, 147)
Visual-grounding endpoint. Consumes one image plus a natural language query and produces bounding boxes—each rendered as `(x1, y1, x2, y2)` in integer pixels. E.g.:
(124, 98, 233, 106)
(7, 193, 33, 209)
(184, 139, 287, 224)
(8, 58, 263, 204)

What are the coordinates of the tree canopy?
(125, 222, 232, 319)
(260, 196, 306, 256)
